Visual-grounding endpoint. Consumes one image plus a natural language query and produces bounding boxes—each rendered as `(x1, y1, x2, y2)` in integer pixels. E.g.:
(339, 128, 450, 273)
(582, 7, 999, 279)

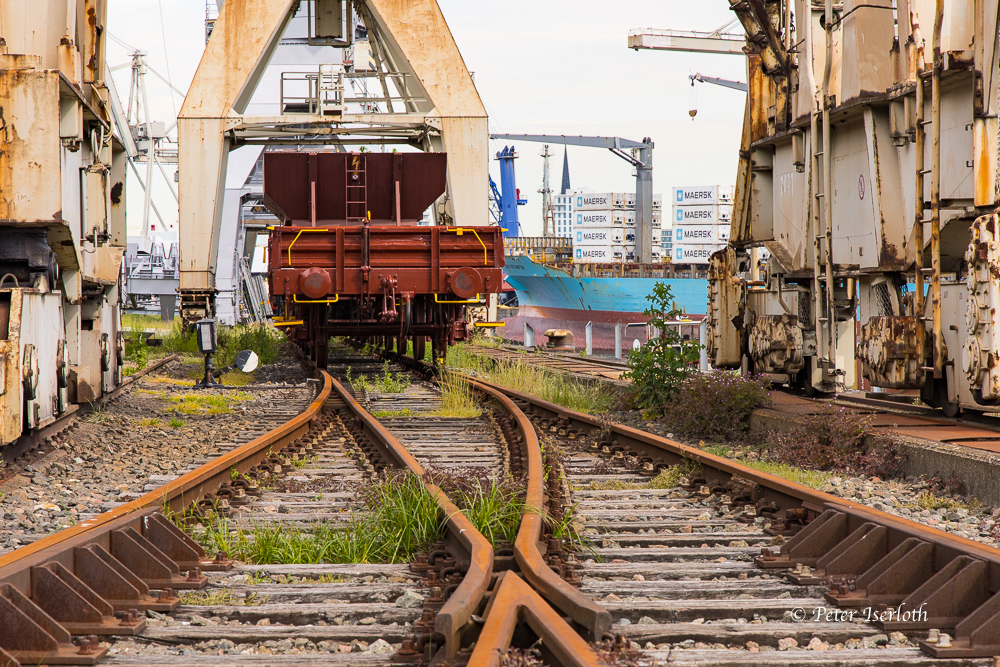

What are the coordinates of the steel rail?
(327, 376, 493, 661)
(2, 352, 182, 464)
(465, 373, 1000, 657)
(465, 374, 1000, 565)
(0, 372, 332, 666)
(0, 373, 332, 583)
(465, 377, 607, 666)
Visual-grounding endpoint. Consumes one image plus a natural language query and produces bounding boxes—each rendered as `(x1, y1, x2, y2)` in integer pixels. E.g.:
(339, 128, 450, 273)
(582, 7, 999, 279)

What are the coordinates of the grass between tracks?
(445, 342, 614, 414)
(193, 472, 443, 564)
(181, 468, 530, 564)
(430, 373, 481, 418)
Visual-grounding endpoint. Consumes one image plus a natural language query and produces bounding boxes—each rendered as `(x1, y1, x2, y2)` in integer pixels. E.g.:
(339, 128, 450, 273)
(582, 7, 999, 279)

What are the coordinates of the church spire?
(560, 145, 571, 194)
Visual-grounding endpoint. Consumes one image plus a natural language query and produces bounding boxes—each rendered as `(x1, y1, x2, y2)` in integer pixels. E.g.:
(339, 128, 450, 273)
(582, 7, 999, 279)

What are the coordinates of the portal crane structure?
(176, 0, 489, 323)
(489, 133, 655, 263)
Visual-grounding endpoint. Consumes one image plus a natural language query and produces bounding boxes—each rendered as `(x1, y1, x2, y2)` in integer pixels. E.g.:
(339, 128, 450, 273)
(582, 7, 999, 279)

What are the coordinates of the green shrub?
(123, 326, 149, 371)
(664, 371, 772, 443)
(621, 283, 701, 412)
(759, 407, 903, 478)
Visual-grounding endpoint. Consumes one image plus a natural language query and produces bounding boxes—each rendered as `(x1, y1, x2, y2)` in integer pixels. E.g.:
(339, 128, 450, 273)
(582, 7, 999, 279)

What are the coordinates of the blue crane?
(488, 146, 527, 237)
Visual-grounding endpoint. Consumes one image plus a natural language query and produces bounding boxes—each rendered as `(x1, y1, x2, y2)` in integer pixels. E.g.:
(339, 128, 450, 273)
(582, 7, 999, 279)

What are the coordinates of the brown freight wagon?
(264, 151, 504, 367)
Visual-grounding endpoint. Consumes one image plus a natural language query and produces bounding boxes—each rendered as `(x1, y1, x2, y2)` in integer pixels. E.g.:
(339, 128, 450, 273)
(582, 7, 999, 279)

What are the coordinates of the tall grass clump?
(663, 371, 772, 443)
(425, 467, 524, 547)
(445, 346, 612, 413)
(217, 322, 283, 366)
(121, 313, 178, 331)
(160, 320, 283, 366)
(194, 471, 444, 564)
(122, 325, 149, 375)
(431, 373, 481, 418)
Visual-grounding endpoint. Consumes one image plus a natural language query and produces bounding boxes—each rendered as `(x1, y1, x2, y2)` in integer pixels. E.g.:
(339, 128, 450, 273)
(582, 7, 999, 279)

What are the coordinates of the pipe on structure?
(822, 0, 836, 381)
(912, 17, 927, 374)
(930, 0, 944, 378)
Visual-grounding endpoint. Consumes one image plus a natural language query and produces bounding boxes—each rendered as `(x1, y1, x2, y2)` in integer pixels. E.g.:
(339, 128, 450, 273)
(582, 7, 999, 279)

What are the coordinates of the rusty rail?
(466, 378, 607, 666)
(328, 376, 493, 661)
(2, 353, 182, 465)
(0, 372, 332, 666)
(466, 373, 1000, 659)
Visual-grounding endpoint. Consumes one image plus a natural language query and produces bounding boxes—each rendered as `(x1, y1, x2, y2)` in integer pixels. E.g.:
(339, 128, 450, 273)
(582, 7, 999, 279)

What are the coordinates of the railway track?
(474, 341, 1000, 457)
(5, 346, 1000, 666)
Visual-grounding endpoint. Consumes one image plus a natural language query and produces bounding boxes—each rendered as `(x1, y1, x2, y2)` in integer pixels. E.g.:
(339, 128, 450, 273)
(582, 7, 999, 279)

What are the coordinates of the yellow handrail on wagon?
(449, 227, 489, 266)
(435, 293, 482, 304)
(287, 228, 329, 266)
(293, 294, 340, 304)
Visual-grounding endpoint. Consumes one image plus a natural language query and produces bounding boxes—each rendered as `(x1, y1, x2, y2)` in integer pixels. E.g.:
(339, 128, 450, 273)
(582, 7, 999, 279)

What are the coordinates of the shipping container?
(574, 242, 661, 263)
(574, 245, 622, 263)
(672, 186, 719, 205)
(673, 225, 730, 243)
(574, 227, 624, 245)
(574, 210, 620, 227)
(672, 204, 726, 225)
(623, 210, 662, 227)
(673, 243, 725, 263)
(574, 193, 624, 210)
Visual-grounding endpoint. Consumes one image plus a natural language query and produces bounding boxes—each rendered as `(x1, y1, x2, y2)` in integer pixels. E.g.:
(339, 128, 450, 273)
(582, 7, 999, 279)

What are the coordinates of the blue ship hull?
(502, 255, 708, 317)
(499, 256, 707, 350)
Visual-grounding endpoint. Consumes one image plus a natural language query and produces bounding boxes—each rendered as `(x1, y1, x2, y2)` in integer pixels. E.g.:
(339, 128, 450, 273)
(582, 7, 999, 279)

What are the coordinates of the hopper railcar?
(264, 151, 504, 367)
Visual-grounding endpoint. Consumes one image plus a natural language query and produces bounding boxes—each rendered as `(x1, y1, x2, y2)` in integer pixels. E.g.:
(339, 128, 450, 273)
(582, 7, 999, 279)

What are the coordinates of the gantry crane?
(489, 133, 655, 264)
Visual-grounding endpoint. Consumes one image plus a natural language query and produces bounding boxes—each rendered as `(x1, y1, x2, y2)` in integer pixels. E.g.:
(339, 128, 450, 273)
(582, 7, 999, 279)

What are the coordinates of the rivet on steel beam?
(187, 568, 201, 582)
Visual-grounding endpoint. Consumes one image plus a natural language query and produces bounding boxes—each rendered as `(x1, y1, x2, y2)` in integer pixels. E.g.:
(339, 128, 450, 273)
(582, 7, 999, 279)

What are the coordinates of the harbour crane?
(489, 133, 656, 264)
(689, 73, 747, 92)
(628, 20, 745, 55)
(687, 72, 747, 119)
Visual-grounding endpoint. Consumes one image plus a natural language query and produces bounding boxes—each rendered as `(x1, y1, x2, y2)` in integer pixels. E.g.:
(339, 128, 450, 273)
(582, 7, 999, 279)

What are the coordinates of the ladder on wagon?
(346, 153, 368, 223)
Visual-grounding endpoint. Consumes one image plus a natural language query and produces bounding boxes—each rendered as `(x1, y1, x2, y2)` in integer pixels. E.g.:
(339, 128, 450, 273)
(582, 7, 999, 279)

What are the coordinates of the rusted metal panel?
(82, 0, 104, 84)
(857, 316, 927, 388)
(262, 152, 447, 224)
(0, 290, 22, 444)
(963, 213, 1000, 400)
(0, 63, 63, 225)
(840, 0, 894, 101)
(749, 313, 805, 374)
(706, 247, 745, 368)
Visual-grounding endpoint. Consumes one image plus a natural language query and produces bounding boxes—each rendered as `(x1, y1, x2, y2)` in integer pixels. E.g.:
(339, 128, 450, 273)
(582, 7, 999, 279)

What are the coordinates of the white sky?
(107, 0, 747, 237)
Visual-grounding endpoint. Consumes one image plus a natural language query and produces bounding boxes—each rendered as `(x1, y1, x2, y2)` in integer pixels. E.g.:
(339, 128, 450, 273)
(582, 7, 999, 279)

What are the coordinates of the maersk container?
(574, 193, 626, 210)
(574, 245, 623, 263)
(672, 204, 722, 225)
(673, 225, 730, 243)
(624, 210, 662, 226)
(673, 243, 725, 264)
(575, 210, 622, 227)
(672, 186, 719, 206)
(574, 227, 624, 245)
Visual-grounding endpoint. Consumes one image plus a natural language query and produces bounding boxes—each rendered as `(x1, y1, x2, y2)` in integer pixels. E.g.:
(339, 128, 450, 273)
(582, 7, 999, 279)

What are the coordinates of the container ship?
(498, 185, 734, 352)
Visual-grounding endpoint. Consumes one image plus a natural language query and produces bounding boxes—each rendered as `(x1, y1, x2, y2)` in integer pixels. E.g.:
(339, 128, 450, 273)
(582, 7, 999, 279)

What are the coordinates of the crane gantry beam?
(628, 28, 745, 55)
